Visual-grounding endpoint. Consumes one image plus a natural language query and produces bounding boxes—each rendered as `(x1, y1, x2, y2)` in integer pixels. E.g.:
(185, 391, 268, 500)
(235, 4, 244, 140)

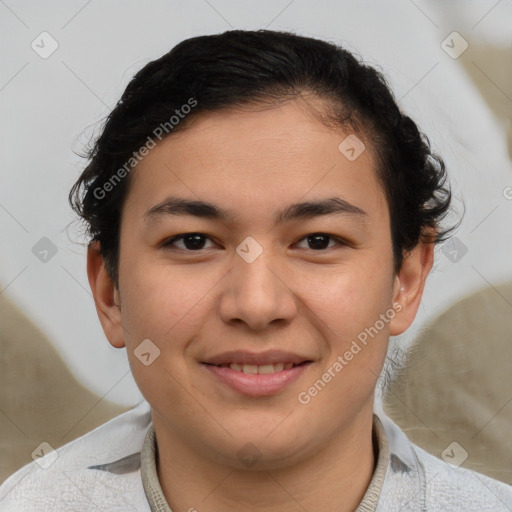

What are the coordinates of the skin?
(87, 97, 434, 512)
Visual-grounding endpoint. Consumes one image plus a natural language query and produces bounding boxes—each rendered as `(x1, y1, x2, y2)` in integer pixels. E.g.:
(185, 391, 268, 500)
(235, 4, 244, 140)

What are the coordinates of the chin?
(221, 422, 314, 465)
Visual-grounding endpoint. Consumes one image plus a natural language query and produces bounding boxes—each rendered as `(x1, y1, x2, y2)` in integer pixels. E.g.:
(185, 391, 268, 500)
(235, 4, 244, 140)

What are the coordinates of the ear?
(389, 231, 436, 336)
(87, 240, 125, 348)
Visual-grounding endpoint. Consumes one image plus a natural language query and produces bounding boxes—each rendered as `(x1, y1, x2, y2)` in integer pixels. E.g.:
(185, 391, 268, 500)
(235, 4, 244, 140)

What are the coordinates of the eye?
(161, 232, 347, 253)
(161, 233, 216, 251)
(295, 233, 346, 251)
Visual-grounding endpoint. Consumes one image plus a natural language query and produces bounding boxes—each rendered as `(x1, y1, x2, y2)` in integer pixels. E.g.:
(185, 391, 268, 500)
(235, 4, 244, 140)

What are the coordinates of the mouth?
(205, 361, 309, 374)
(201, 351, 313, 396)
(202, 349, 312, 367)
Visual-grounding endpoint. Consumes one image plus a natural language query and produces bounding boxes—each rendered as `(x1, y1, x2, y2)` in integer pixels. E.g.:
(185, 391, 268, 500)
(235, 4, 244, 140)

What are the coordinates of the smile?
(215, 362, 299, 374)
(202, 356, 312, 396)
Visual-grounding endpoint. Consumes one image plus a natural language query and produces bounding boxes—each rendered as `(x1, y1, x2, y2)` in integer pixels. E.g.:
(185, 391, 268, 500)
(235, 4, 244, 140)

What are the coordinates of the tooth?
(227, 363, 290, 373)
(258, 364, 275, 374)
(242, 364, 258, 374)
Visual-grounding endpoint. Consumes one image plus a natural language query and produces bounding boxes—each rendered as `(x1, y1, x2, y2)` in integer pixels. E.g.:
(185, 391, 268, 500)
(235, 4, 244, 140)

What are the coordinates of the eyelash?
(161, 232, 348, 253)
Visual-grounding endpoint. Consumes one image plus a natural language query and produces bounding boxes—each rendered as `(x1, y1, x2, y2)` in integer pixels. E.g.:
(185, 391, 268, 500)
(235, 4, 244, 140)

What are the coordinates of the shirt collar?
(141, 414, 389, 512)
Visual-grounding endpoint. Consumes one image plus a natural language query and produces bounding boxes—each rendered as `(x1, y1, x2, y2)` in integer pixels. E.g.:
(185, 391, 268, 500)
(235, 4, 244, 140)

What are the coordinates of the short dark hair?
(69, 29, 456, 288)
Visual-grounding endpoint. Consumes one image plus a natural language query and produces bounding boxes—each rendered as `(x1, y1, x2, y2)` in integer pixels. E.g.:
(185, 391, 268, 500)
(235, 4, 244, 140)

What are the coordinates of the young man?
(1, 29, 511, 511)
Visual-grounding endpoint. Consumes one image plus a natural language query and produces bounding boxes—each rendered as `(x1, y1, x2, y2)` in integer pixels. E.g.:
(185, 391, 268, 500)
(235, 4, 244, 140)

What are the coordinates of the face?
(88, 97, 432, 470)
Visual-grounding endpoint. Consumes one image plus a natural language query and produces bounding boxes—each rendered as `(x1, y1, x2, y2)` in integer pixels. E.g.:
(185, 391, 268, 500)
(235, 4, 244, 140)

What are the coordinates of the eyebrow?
(143, 196, 367, 225)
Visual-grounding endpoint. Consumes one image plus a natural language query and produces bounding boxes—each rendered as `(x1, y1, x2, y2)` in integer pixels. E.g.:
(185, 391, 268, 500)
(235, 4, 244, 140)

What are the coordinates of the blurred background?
(1, 0, 511, 485)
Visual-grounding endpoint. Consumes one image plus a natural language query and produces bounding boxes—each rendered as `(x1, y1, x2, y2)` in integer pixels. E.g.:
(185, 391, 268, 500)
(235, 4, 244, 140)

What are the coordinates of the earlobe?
(87, 241, 126, 349)
(389, 237, 435, 336)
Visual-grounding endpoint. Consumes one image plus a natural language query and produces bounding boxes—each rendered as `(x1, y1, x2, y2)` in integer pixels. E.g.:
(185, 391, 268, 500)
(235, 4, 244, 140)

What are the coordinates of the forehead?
(122, 99, 387, 227)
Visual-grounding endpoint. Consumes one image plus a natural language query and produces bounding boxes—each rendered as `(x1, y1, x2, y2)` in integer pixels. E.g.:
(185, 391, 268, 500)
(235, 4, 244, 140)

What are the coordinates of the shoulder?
(414, 443, 512, 511)
(0, 400, 153, 512)
(376, 408, 512, 511)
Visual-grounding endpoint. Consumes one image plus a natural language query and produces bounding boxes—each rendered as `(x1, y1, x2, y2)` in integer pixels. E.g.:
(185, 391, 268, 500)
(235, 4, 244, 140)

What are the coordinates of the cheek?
(118, 251, 220, 348)
(118, 256, 207, 406)
(302, 258, 393, 333)
(300, 272, 393, 412)
(308, 263, 394, 389)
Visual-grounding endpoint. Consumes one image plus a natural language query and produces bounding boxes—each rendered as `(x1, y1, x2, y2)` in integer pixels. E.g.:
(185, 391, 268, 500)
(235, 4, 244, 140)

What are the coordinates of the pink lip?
(202, 362, 311, 397)
(202, 349, 311, 366)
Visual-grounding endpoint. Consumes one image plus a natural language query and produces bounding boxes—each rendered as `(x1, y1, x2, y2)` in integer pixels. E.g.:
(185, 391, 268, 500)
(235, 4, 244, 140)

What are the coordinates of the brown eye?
(162, 233, 214, 251)
(296, 233, 345, 251)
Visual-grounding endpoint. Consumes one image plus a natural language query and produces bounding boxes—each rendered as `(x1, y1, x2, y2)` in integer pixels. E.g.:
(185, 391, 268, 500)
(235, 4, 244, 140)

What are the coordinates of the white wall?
(1, 0, 511, 406)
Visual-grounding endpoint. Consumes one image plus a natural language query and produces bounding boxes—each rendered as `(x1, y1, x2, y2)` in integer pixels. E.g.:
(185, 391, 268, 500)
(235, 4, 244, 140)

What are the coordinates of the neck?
(153, 405, 377, 512)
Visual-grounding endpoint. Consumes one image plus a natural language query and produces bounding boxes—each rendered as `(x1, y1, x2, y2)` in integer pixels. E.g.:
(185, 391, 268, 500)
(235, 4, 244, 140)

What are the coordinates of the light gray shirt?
(1, 399, 511, 510)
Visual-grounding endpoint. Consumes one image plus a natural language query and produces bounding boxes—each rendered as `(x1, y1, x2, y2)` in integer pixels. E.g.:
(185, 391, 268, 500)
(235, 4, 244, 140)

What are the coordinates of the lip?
(202, 349, 311, 366)
(203, 363, 311, 396)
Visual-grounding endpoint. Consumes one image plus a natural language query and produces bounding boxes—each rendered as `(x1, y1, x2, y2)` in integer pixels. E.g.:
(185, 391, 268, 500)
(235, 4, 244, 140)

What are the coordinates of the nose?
(218, 246, 298, 332)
